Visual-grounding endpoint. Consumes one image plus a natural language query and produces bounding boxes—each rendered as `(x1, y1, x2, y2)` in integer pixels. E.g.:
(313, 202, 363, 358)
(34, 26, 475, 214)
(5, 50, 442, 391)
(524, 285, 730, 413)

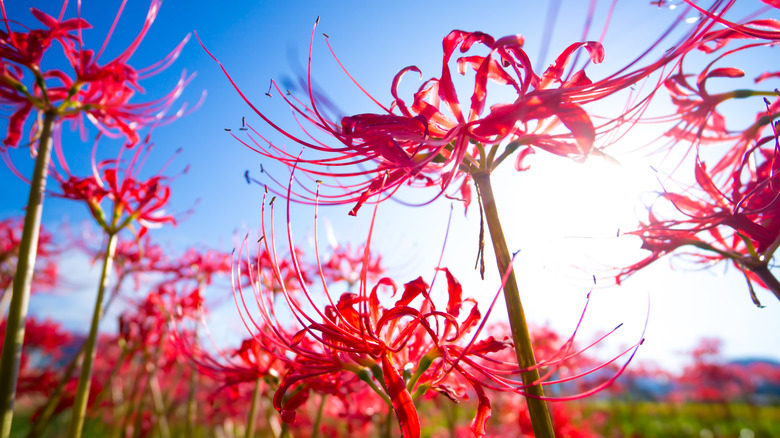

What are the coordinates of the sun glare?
(494, 151, 659, 285)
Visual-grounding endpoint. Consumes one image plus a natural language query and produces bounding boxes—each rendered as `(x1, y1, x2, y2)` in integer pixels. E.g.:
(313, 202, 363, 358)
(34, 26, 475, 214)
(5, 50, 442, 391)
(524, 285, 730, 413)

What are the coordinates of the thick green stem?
(473, 173, 555, 438)
(67, 232, 118, 438)
(0, 111, 57, 438)
(245, 378, 262, 438)
(280, 422, 290, 438)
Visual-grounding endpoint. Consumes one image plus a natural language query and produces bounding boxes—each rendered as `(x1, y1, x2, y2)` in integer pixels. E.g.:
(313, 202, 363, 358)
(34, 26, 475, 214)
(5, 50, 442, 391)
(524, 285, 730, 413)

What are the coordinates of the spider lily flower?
(645, 8, 780, 169)
(49, 135, 180, 238)
(229, 180, 644, 437)
(619, 136, 780, 305)
(660, 67, 746, 145)
(0, 0, 198, 149)
(107, 234, 168, 290)
(172, 328, 282, 390)
(162, 246, 232, 287)
(204, 3, 726, 215)
(237, 246, 312, 294)
(209, 28, 607, 215)
(0, 218, 58, 293)
(320, 242, 384, 289)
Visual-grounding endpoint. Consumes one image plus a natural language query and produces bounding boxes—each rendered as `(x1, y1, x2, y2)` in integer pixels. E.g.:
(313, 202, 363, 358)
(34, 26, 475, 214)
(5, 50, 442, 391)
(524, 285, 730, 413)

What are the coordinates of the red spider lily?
(108, 234, 168, 290)
(643, 4, 780, 171)
(0, 317, 73, 396)
(49, 136, 180, 237)
(236, 245, 312, 294)
(0, 0, 197, 149)
(619, 132, 780, 305)
(163, 246, 232, 287)
(660, 67, 745, 145)
(203, 3, 726, 215)
(227, 175, 644, 438)
(320, 242, 384, 288)
(668, 338, 780, 405)
(0, 217, 58, 292)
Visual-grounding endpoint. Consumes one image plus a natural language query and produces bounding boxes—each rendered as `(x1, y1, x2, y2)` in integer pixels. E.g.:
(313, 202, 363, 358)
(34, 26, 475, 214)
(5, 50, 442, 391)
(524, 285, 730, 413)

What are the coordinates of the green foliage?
(579, 401, 780, 438)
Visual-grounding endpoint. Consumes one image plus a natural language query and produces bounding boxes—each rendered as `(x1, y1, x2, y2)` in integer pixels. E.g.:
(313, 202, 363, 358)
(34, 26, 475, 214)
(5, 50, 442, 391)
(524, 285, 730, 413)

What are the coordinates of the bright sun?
(493, 151, 659, 285)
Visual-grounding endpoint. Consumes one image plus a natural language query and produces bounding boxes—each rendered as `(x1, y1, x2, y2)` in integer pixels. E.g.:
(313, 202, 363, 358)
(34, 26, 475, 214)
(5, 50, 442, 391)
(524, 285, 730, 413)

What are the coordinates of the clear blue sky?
(2, 0, 779, 372)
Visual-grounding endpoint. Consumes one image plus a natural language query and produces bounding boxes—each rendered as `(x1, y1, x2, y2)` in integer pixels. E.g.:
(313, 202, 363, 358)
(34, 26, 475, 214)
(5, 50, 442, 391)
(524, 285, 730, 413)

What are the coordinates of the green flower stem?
(406, 351, 434, 393)
(149, 373, 170, 438)
(245, 377, 262, 438)
(0, 110, 57, 438)
(311, 394, 326, 438)
(472, 173, 556, 438)
(67, 231, 118, 438)
(114, 353, 148, 438)
(751, 265, 780, 302)
(280, 422, 291, 438)
(356, 368, 391, 406)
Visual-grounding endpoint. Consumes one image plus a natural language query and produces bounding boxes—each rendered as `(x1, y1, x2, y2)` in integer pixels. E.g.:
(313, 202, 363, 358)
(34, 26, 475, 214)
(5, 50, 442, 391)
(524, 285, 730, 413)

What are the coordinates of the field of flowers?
(1, 0, 779, 437)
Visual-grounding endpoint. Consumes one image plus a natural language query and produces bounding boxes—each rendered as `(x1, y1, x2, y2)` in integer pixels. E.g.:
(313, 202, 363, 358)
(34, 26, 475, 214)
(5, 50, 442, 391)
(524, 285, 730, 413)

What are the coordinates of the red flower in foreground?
(0, 0, 196, 149)
(224, 180, 643, 437)
(204, 5, 723, 215)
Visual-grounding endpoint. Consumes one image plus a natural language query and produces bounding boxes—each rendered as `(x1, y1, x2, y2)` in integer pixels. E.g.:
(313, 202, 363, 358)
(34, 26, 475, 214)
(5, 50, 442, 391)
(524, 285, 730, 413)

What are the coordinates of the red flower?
(203, 5, 720, 215)
(0, 0, 195, 149)
(226, 180, 643, 437)
(619, 138, 780, 305)
(51, 137, 179, 237)
(320, 242, 384, 289)
(0, 217, 58, 292)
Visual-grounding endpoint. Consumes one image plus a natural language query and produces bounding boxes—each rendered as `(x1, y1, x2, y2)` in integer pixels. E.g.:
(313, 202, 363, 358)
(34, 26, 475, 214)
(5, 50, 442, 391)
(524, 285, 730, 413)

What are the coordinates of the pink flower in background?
(320, 243, 383, 288)
(0, 218, 58, 293)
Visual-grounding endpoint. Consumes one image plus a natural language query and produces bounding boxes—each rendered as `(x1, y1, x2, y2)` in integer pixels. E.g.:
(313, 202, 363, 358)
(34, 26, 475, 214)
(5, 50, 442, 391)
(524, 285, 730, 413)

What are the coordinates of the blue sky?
(2, 0, 779, 372)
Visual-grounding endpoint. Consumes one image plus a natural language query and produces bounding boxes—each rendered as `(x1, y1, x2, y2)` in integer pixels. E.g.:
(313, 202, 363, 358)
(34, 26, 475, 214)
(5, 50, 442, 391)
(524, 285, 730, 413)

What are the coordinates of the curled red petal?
(394, 276, 429, 307)
(514, 146, 535, 171)
(440, 268, 462, 318)
(469, 382, 492, 438)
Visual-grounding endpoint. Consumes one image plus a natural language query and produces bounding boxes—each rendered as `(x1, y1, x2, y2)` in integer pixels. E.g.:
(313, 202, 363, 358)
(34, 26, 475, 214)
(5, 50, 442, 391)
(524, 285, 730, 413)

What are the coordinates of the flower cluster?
(618, 1, 780, 305)
(0, 0, 194, 149)
(218, 188, 641, 438)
